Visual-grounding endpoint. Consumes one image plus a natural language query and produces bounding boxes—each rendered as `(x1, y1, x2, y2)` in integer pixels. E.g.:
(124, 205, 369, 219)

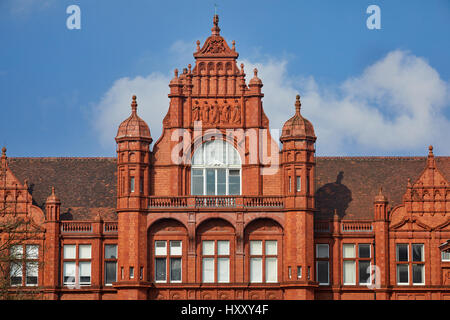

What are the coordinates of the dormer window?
(191, 140, 241, 195)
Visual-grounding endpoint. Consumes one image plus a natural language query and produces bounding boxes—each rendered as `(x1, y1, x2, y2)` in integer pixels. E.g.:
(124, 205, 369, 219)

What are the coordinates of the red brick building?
(1, 15, 449, 300)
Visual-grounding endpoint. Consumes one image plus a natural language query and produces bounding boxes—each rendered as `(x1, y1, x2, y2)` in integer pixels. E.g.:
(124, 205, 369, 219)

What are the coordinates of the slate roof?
(5, 156, 450, 221)
(8, 158, 117, 221)
(315, 157, 450, 220)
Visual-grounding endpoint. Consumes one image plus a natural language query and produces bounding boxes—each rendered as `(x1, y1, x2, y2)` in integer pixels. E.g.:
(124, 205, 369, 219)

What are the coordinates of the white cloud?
(92, 49, 450, 156)
(92, 73, 170, 151)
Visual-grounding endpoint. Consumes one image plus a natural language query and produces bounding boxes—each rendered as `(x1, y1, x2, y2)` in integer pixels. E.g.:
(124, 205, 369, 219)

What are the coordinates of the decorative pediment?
(390, 217, 432, 231)
(193, 15, 238, 59)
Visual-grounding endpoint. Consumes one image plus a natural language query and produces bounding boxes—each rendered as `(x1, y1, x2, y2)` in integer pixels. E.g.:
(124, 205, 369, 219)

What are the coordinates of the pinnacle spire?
(427, 145, 436, 169)
(131, 95, 137, 115)
(212, 14, 220, 36)
(295, 95, 301, 114)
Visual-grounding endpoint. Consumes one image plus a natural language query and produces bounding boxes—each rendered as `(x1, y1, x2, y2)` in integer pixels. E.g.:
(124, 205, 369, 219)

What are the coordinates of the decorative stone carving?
(192, 99, 241, 125)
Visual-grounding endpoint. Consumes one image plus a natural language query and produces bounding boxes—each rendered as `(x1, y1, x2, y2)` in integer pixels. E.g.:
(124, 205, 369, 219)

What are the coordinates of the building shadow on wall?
(315, 171, 352, 219)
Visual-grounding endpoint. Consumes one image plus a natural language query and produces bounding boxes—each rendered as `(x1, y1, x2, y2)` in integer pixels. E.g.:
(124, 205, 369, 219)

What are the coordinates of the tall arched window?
(191, 140, 241, 195)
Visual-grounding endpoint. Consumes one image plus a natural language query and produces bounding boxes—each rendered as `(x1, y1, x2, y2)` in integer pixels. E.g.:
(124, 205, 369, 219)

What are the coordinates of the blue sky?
(0, 0, 449, 157)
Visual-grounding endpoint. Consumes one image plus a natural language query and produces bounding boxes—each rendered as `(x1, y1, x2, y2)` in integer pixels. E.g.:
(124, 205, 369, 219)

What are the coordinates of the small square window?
(250, 241, 262, 256)
(265, 241, 277, 255)
(202, 241, 215, 255)
(26, 245, 39, 259)
(316, 244, 329, 258)
(442, 251, 450, 262)
(358, 244, 371, 258)
(105, 244, 117, 259)
(63, 245, 76, 259)
(217, 241, 230, 255)
(155, 241, 167, 256)
(396, 244, 409, 262)
(343, 244, 355, 259)
(412, 244, 423, 262)
(170, 241, 182, 256)
(79, 245, 91, 259)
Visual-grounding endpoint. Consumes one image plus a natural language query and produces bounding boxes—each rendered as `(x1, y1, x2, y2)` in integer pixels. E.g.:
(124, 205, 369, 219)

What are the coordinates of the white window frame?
(191, 140, 242, 196)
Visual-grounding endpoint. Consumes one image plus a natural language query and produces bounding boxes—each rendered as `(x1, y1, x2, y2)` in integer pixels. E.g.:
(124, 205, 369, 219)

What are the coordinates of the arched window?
(191, 140, 241, 195)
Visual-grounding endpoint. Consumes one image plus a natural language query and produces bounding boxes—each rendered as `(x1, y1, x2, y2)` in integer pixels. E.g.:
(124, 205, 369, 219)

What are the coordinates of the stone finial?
(212, 14, 221, 36)
(188, 64, 192, 74)
(375, 187, 388, 202)
(131, 95, 137, 114)
(196, 40, 200, 51)
(1, 147, 5, 156)
(254, 68, 258, 77)
(174, 68, 178, 78)
(427, 145, 436, 169)
(232, 40, 236, 51)
(295, 95, 301, 114)
(240, 63, 244, 74)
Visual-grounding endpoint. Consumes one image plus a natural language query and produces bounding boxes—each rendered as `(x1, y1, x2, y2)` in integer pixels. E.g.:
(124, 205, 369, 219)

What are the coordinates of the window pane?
(250, 241, 262, 255)
(412, 264, 424, 284)
(206, 169, 215, 195)
(170, 241, 182, 256)
(105, 261, 117, 285)
(155, 258, 166, 282)
(343, 261, 356, 285)
(228, 144, 241, 165)
(170, 258, 182, 282)
(130, 177, 135, 193)
(26, 245, 39, 259)
(217, 169, 226, 195)
(412, 244, 423, 262)
(317, 261, 329, 284)
(79, 245, 91, 259)
(250, 258, 262, 283)
(63, 245, 76, 259)
(317, 244, 329, 258)
(359, 261, 371, 284)
(79, 262, 91, 285)
(25, 262, 38, 286)
(218, 258, 230, 283)
(397, 244, 408, 262)
(10, 262, 22, 286)
(11, 245, 23, 260)
(343, 244, 355, 258)
(397, 264, 409, 284)
(192, 147, 204, 165)
(442, 251, 450, 261)
(228, 170, 240, 195)
(358, 244, 371, 258)
(202, 241, 215, 255)
(202, 258, 214, 283)
(105, 245, 117, 259)
(63, 262, 76, 284)
(192, 169, 204, 195)
(217, 241, 229, 255)
(266, 257, 278, 283)
(265, 241, 278, 256)
(296, 176, 301, 192)
(155, 241, 167, 256)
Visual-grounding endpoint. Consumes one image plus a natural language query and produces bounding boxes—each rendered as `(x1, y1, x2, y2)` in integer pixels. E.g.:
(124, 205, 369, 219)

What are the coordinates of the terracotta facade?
(1, 15, 449, 300)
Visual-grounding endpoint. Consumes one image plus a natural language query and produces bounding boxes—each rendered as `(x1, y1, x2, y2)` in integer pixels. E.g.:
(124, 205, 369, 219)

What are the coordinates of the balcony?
(341, 221, 373, 233)
(148, 196, 284, 210)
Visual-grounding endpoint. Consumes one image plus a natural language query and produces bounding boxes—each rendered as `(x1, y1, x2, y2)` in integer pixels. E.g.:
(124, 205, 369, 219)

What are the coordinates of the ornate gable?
(403, 146, 449, 218)
(0, 147, 45, 228)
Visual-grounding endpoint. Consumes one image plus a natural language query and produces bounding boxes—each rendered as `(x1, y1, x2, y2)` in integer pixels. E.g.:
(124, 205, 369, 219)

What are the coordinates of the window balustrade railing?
(341, 221, 373, 232)
(148, 196, 285, 209)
